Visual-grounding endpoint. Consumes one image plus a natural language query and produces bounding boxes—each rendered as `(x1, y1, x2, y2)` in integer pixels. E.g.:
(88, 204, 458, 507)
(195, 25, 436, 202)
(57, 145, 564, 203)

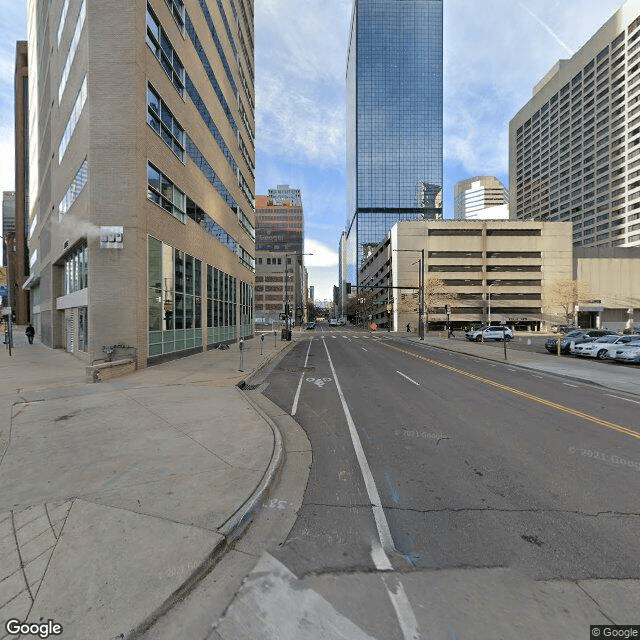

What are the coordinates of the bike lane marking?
(322, 337, 422, 640)
(291, 339, 313, 417)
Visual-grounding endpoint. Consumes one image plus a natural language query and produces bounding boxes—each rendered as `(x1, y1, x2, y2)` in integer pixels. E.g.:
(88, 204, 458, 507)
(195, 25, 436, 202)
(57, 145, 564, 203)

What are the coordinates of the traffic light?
(346, 282, 352, 294)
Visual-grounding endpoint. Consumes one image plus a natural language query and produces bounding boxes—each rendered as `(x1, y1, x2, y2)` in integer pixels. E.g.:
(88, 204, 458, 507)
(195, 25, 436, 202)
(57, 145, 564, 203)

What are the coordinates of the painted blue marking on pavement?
(384, 471, 400, 504)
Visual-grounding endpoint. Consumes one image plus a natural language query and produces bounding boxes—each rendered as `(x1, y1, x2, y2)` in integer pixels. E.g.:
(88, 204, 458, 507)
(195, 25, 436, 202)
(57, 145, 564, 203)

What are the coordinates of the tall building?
(13, 41, 30, 324)
(454, 176, 509, 220)
(510, 0, 640, 248)
(254, 186, 305, 324)
(25, 0, 255, 365)
(2, 192, 15, 267)
(345, 0, 443, 287)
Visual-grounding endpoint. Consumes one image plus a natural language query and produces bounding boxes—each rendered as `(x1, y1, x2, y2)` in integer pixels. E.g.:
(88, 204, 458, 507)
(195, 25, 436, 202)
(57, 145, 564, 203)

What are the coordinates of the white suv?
(465, 326, 514, 342)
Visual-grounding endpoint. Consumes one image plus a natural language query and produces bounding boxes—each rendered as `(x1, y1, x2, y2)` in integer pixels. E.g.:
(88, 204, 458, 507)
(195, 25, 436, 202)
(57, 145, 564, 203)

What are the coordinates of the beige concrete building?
(510, 0, 640, 249)
(574, 247, 640, 331)
(25, 0, 255, 366)
(359, 220, 573, 331)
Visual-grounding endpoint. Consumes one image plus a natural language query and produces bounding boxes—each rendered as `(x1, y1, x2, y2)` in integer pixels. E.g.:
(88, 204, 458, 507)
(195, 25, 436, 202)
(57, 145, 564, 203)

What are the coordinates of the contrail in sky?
(517, 1, 575, 56)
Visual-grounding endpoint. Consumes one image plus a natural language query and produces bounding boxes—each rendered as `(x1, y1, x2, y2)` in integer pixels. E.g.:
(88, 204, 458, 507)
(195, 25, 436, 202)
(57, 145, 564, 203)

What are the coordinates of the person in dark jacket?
(25, 324, 35, 344)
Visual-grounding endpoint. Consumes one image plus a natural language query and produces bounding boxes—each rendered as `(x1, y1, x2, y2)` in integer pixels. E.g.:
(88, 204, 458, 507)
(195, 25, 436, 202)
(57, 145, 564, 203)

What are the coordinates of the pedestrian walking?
(448, 326, 455, 338)
(25, 323, 35, 344)
(406, 322, 412, 333)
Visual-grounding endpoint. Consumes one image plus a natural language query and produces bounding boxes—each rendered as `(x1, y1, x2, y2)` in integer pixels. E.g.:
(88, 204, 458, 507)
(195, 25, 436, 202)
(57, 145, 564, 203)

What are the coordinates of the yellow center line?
(380, 341, 640, 442)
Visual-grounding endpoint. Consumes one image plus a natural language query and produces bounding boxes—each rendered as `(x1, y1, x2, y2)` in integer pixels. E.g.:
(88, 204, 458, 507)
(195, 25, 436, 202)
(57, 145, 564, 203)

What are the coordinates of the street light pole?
(393, 248, 425, 341)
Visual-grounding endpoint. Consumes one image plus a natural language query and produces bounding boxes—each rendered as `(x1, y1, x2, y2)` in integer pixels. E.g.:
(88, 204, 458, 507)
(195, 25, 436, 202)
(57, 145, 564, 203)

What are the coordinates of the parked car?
(570, 334, 640, 359)
(545, 329, 618, 354)
(305, 322, 316, 330)
(329, 318, 338, 326)
(611, 341, 640, 363)
(552, 323, 577, 333)
(465, 325, 514, 342)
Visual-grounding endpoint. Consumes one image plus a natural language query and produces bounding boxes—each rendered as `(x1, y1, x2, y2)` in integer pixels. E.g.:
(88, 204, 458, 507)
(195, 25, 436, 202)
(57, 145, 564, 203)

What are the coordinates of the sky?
(0, 0, 628, 300)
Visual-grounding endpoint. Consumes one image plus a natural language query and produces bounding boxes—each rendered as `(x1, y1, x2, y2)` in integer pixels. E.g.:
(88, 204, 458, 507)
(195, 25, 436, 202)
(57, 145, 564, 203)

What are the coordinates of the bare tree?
(399, 275, 457, 332)
(343, 291, 380, 325)
(545, 278, 593, 323)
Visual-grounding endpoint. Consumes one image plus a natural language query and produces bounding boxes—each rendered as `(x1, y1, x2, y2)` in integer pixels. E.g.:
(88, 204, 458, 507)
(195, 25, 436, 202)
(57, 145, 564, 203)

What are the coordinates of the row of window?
(59, 157, 88, 218)
(146, 4, 185, 97)
(147, 162, 186, 222)
(58, 0, 85, 104)
(59, 75, 87, 161)
(147, 83, 185, 161)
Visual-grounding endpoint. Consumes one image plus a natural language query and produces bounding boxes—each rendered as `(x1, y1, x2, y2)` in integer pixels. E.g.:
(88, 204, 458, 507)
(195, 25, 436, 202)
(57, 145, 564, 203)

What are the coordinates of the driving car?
(465, 325, 514, 342)
(329, 318, 338, 326)
(305, 321, 316, 330)
(544, 329, 618, 354)
(552, 323, 577, 333)
(570, 334, 640, 359)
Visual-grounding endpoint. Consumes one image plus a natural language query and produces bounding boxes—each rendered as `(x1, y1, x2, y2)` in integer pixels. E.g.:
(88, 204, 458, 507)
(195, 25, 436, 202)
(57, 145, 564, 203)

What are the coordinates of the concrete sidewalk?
(403, 331, 640, 396)
(0, 330, 294, 640)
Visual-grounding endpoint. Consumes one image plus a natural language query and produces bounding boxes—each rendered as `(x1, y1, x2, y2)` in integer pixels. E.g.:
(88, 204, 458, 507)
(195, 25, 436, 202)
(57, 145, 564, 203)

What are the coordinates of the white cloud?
(304, 238, 339, 268)
(255, 0, 351, 169)
(443, 0, 623, 178)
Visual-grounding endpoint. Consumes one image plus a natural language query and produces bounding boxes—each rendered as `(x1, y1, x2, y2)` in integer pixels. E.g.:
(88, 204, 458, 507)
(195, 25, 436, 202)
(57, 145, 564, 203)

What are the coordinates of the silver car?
(570, 334, 640, 359)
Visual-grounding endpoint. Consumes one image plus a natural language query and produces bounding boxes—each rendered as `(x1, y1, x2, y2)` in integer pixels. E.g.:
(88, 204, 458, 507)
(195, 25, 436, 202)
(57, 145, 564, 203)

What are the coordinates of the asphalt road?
(264, 324, 640, 582)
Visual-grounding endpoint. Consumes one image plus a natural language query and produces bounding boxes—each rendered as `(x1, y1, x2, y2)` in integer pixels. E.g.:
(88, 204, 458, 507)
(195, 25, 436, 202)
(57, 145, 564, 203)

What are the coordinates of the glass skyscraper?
(346, 0, 443, 285)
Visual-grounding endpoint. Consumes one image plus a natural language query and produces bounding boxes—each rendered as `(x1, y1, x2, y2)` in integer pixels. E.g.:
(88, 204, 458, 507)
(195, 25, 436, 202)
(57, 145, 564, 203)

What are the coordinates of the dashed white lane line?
(563, 383, 579, 387)
(397, 371, 420, 386)
(606, 394, 640, 405)
(362, 347, 368, 352)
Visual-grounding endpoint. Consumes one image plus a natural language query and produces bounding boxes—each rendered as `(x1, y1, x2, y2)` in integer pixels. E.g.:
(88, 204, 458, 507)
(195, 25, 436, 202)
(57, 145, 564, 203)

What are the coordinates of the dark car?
(545, 329, 619, 354)
(305, 322, 316, 330)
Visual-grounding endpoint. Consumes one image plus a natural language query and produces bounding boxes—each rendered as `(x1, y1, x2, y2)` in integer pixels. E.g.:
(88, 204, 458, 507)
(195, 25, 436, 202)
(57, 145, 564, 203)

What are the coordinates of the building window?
(147, 84, 184, 160)
(146, 4, 184, 97)
(58, 0, 86, 104)
(59, 76, 87, 161)
(147, 162, 185, 222)
(148, 237, 202, 357)
(64, 241, 88, 295)
(57, 0, 70, 46)
(59, 157, 88, 218)
(164, 0, 185, 30)
(206, 265, 237, 344)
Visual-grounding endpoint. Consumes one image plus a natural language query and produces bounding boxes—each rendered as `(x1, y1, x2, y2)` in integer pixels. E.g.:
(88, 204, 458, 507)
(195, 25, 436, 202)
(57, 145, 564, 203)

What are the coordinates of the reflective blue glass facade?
(346, 0, 443, 284)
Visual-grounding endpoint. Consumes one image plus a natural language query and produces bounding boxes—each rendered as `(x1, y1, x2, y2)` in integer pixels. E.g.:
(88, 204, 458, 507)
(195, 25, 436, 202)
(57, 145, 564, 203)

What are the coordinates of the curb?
(409, 336, 640, 396)
(121, 353, 289, 639)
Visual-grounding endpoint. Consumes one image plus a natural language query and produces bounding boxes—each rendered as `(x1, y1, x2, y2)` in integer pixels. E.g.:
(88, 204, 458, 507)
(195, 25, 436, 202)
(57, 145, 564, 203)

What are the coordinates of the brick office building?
(25, 0, 255, 365)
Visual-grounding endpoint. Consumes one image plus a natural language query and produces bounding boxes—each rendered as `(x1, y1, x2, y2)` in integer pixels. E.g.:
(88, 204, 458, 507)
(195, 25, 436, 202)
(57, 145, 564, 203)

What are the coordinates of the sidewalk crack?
(575, 582, 616, 625)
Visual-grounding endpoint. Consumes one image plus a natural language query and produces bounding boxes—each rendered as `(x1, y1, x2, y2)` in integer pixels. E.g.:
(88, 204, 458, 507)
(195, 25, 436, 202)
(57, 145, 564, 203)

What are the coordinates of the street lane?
(264, 338, 383, 576)
(263, 331, 640, 582)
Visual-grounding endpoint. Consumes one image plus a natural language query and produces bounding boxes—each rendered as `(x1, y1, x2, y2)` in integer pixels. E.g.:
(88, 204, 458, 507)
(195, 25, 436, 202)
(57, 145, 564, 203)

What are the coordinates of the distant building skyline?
(454, 176, 509, 220)
(344, 0, 443, 288)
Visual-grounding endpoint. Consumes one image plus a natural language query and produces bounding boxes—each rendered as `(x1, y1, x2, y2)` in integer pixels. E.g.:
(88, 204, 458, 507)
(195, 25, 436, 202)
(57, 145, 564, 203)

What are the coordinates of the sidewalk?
(0, 330, 294, 640)
(406, 331, 640, 396)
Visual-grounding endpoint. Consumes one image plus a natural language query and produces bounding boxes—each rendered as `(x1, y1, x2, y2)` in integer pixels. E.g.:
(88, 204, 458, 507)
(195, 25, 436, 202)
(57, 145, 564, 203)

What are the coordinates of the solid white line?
(322, 339, 395, 553)
(397, 371, 420, 386)
(606, 394, 640, 405)
(291, 340, 313, 416)
(382, 575, 421, 640)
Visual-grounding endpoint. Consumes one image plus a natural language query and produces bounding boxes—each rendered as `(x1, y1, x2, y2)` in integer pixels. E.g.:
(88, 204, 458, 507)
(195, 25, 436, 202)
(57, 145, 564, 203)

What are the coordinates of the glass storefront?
(148, 236, 253, 356)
